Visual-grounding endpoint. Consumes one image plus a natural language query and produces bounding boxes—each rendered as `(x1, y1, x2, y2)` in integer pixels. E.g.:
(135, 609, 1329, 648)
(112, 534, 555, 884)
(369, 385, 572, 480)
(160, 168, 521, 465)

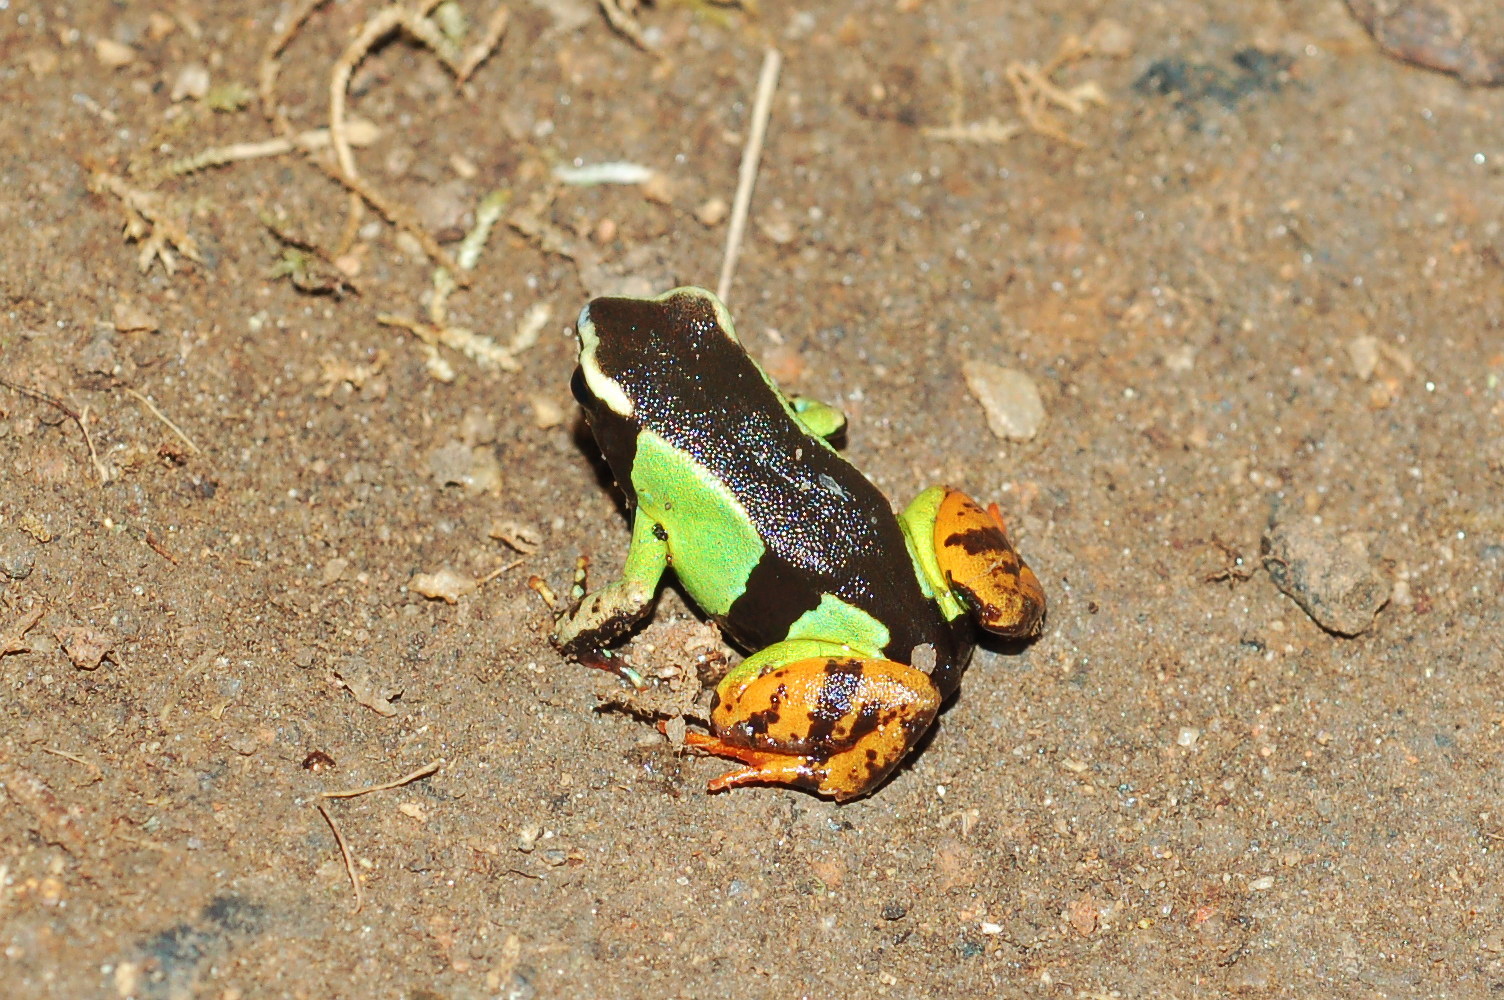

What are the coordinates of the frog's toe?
(680, 733, 826, 796)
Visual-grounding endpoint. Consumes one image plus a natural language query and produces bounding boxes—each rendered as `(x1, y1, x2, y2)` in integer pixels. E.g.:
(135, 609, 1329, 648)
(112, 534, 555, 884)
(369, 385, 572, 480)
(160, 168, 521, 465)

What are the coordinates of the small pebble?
(414, 179, 472, 241)
(459, 408, 498, 446)
(171, 63, 210, 102)
(429, 441, 475, 486)
(113, 298, 158, 333)
(146, 12, 176, 40)
(409, 567, 476, 604)
(94, 38, 135, 68)
(321, 557, 349, 586)
(1347, 335, 1380, 381)
(1262, 519, 1388, 636)
(224, 732, 261, 756)
(1083, 17, 1135, 58)
(531, 396, 565, 430)
(757, 214, 797, 245)
(1163, 344, 1195, 372)
(80, 331, 118, 375)
(640, 171, 676, 205)
(1, 546, 37, 580)
(428, 441, 502, 494)
(449, 153, 478, 179)
(56, 626, 114, 670)
(965, 363, 1045, 441)
(334, 657, 401, 716)
(696, 198, 729, 227)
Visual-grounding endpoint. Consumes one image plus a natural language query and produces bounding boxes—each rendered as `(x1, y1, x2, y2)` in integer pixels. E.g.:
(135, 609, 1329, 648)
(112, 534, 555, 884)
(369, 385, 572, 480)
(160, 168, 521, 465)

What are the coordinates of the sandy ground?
(2, 1, 1502, 997)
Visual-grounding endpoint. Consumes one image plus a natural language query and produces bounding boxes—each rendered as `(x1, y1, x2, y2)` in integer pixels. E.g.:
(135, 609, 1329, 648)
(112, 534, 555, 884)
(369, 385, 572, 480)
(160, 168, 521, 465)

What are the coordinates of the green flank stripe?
(631, 429, 765, 617)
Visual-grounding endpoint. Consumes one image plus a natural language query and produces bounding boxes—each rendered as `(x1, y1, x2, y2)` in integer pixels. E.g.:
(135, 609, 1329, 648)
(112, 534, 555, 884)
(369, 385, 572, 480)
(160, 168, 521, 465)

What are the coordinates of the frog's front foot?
(547, 554, 656, 688)
(683, 655, 941, 802)
(548, 509, 670, 655)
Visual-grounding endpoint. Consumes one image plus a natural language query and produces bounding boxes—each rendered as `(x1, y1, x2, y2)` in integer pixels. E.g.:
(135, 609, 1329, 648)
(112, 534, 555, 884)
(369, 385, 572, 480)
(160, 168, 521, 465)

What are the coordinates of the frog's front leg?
(681, 639, 941, 802)
(551, 508, 668, 659)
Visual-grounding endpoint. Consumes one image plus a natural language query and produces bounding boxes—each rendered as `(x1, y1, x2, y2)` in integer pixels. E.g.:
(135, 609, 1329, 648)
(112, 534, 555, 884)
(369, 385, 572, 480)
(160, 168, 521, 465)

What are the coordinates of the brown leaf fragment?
(0, 763, 88, 854)
(56, 625, 115, 669)
(1347, 0, 1504, 85)
(1, 607, 45, 656)
(335, 658, 402, 716)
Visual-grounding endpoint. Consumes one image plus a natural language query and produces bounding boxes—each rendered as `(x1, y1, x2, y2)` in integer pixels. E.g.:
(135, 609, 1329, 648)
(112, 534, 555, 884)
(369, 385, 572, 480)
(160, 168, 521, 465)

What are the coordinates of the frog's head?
(573, 286, 741, 421)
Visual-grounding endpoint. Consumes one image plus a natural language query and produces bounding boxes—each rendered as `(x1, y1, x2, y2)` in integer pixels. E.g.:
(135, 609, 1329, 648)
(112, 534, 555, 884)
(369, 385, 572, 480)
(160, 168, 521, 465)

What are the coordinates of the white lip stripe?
(575, 307, 635, 417)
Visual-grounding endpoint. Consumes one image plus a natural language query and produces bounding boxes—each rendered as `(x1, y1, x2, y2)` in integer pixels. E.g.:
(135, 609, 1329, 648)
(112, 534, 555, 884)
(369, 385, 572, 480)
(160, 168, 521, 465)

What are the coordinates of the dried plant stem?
(717, 48, 781, 305)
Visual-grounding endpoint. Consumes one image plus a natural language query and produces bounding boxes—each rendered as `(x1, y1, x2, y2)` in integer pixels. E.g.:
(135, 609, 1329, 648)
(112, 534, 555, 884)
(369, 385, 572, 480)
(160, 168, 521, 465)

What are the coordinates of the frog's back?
(579, 290, 961, 674)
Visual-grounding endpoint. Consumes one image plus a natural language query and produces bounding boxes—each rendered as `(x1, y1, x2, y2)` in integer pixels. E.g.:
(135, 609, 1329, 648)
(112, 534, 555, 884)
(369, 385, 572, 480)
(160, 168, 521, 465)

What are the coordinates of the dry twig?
(118, 386, 201, 454)
(598, 0, 655, 51)
(925, 32, 1108, 148)
(260, 0, 333, 136)
(160, 121, 380, 181)
(316, 801, 363, 913)
(0, 379, 109, 483)
(315, 759, 440, 912)
(717, 49, 782, 304)
(321, 759, 441, 800)
(326, 1, 508, 268)
(38, 746, 104, 784)
(86, 172, 202, 274)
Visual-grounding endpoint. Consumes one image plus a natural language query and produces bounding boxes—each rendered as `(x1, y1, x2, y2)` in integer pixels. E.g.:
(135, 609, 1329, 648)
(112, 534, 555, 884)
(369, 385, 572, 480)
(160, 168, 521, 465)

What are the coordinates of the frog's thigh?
(552, 510, 668, 656)
(691, 651, 940, 802)
(715, 638, 859, 696)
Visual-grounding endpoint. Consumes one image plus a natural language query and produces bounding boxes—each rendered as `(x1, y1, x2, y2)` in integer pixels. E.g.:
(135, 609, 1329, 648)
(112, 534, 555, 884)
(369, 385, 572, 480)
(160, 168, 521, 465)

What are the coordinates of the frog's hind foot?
(686, 656, 941, 802)
(679, 733, 825, 794)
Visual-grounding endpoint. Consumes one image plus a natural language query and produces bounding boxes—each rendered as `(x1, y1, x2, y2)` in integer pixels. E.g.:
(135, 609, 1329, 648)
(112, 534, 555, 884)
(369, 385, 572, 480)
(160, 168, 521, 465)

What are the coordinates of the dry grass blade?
(321, 759, 441, 800)
(316, 801, 363, 913)
(717, 48, 782, 304)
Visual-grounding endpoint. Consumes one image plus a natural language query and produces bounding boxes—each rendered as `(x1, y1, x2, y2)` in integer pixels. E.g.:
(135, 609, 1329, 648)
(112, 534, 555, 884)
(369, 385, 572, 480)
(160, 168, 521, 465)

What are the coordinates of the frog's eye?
(933, 490, 1045, 637)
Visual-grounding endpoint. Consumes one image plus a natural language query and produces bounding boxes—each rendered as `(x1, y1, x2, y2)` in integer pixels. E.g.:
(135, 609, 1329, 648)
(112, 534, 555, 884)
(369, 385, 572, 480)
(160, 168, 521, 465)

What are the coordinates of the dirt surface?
(3, 1, 1502, 997)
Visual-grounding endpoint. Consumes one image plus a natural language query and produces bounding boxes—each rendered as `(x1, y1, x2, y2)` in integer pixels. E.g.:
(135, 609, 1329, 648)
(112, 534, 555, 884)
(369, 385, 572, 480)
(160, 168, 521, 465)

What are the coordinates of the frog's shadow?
(888, 634, 1041, 792)
(571, 414, 619, 503)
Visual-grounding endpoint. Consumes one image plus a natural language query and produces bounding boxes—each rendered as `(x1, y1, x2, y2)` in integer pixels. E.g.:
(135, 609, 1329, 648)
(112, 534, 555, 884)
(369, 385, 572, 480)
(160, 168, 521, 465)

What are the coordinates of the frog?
(552, 286, 1045, 801)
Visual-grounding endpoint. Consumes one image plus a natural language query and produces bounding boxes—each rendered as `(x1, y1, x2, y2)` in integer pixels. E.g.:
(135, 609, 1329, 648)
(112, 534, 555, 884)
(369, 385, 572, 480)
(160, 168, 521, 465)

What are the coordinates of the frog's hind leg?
(933, 489, 1046, 637)
(904, 486, 1046, 638)
(684, 652, 941, 802)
